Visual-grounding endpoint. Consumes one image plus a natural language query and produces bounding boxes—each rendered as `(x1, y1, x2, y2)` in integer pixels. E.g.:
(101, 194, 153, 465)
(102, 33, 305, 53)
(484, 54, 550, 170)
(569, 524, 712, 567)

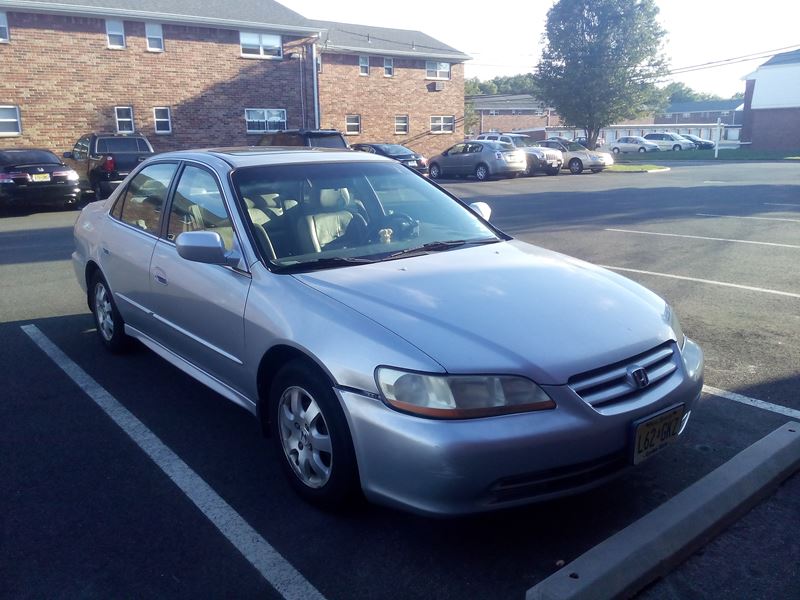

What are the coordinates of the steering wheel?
(374, 212, 419, 242)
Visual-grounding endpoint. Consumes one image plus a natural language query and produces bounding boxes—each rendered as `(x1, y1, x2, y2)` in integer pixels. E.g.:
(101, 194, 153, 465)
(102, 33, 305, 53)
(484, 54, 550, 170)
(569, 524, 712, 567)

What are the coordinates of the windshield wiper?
(384, 238, 499, 259)
(273, 256, 376, 273)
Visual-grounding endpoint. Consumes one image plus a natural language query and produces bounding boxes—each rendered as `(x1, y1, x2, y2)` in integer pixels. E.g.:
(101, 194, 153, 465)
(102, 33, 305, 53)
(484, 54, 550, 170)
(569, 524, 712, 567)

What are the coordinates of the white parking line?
(605, 228, 800, 250)
(703, 385, 800, 419)
(697, 213, 800, 223)
(599, 265, 800, 299)
(20, 324, 326, 600)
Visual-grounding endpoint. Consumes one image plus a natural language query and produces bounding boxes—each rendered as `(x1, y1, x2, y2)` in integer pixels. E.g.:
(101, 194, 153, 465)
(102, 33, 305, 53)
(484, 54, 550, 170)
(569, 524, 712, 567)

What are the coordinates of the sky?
(279, 0, 800, 98)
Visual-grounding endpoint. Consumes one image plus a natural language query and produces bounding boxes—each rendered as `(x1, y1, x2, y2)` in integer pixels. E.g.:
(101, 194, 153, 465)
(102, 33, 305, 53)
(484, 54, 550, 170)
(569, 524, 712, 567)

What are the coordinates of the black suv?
(257, 129, 349, 149)
(63, 133, 155, 199)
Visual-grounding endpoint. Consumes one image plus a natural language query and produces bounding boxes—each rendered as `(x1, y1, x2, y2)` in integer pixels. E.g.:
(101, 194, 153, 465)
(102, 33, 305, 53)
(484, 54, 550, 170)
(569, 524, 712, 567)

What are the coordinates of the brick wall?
(746, 107, 800, 150)
(0, 12, 316, 153)
(317, 53, 465, 158)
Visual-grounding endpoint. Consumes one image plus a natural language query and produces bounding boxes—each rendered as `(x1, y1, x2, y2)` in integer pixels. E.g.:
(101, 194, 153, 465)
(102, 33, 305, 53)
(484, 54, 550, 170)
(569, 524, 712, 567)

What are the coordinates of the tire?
(269, 359, 359, 508)
(474, 163, 489, 181)
(546, 168, 560, 176)
(89, 272, 131, 353)
(93, 183, 106, 201)
(672, 145, 682, 152)
(591, 169, 602, 173)
(523, 160, 534, 177)
(568, 158, 583, 174)
(612, 147, 620, 154)
(429, 163, 441, 179)
(638, 147, 646, 153)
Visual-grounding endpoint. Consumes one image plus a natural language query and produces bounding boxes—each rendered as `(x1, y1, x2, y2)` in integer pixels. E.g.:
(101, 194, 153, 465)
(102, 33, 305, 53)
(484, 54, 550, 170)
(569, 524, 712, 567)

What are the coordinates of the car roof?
(149, 146, 390, 168)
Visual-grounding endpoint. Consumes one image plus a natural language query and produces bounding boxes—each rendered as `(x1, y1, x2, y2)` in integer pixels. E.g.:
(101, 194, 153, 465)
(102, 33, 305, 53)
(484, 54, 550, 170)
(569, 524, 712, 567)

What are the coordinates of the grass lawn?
(606, 164, 667, 172)
(616, 148, 800, 161)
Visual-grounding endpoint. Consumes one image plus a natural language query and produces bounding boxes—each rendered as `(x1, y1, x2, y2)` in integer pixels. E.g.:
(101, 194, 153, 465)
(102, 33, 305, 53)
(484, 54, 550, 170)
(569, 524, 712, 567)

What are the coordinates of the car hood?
(293, 241, 674, 384)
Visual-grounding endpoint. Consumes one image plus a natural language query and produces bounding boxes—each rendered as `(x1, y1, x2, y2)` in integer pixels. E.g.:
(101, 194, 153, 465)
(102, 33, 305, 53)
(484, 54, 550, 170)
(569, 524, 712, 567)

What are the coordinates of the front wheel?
(672, 145, 682, 151)
(90, 272, 131, 353)
(568, 158, 583, 174)
(612, 147, 620, 154)
(475, 163, 490, 181)
(523, 160, 535, 177)
(429, 163, 441, 179)
(638, 147, 646, 153)
(546, 167, 560, 176)
(269, 360, 359, 508)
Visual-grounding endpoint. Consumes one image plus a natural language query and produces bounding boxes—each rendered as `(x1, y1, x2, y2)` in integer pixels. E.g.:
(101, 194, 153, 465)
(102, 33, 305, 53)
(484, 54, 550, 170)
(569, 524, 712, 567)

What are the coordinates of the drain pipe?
(311, 43, 320, 128)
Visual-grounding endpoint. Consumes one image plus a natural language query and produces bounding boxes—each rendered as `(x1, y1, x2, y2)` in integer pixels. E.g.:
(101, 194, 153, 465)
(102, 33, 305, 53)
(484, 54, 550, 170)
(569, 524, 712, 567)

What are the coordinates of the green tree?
(465, 77, 483, 96)
(535, 0, 667, 148)
(662, 81, 723, 104)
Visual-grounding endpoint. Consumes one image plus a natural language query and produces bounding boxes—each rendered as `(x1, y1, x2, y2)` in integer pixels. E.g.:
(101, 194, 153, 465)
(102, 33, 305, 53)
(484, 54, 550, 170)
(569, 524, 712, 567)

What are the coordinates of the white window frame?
(430, 115, 454, 134)
(359, 55, 370, 76)
(153, 107, 171, 134)
(0, 12, 10, 43)
(106, 19, 125, 49)
(146, 23, 164, 52)
(0, 105, 21, 136)
(240, 32, 282, 59)
(384, 57, 394, 77)
(345, 115, 361, 135)
(244, 108, 287, 134)
(114, 106, 134, 132)
(394, 115, 408, 135)
(425, 61, 450, 80)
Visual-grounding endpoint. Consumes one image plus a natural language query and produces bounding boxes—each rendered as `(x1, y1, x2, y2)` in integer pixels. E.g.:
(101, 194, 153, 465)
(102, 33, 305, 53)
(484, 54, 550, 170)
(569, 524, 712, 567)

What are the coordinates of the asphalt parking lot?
(2, 162, 799, 599)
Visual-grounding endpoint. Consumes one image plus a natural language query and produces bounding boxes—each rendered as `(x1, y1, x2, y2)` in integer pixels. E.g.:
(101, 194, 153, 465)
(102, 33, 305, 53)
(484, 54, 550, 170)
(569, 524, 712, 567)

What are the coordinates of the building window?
(430, 115, 454, 133)
(359, 56, 369, 76)
(153, 107, 171, 134)
(426, 61, 450, 80)
(682, 112, 691, 118)
(115, 106, 134, 132)
(345, 115, 361, 135)
(106, 19, 125, 49)
(720, 111, 730, 116)
(245, 108, 286, 133)
(0, 105, 21, 136)
(0, 12, 9, 42)
(146, 23, 163, 52)
(240, 32, 282, 59)
(394, 115, 408, 134)
(316, 54, 322, 74)
(384, 57, 394, 77)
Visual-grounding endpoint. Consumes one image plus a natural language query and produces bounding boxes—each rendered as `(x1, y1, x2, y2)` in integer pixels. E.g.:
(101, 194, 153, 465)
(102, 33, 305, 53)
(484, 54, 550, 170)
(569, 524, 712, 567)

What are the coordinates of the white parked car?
(643, 133, 696, 151)
(607, 136, 660, 154)
(540, 140, 615, 174)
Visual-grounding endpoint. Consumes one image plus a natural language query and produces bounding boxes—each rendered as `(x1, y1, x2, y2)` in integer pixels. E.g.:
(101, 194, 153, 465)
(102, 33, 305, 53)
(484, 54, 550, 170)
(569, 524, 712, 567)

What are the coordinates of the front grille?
(568, 342, 677, 409)
(487, 452, 628, 504)
(544, 150, 561, 161)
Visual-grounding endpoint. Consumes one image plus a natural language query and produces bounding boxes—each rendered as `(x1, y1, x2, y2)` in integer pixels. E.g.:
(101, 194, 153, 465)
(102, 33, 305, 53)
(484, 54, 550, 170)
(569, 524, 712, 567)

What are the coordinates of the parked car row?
(603, 132, 716, 154)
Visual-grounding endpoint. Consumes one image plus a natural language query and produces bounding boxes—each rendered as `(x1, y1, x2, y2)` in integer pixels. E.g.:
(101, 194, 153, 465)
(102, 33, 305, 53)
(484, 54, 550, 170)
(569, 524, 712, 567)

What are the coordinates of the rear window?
(307, 134, 348, 148)
(0, 150, 61, 166)
(96, 137, 152, 153)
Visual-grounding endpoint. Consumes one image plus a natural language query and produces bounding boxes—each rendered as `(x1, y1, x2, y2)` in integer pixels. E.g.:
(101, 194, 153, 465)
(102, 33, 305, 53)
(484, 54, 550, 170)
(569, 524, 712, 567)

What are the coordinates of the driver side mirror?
(176, 231, 242, 268)
(63, 151, 73, 159)
(469, 202, 492, 221)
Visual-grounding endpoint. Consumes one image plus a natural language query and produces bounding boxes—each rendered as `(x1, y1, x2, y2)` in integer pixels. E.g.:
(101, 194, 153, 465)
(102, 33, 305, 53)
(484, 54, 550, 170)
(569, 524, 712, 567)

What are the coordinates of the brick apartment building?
(655, 99, 744, 126)
(741, 49, 800, 150)
(466, 94, 562, 135)
(0, 0, 468, 158)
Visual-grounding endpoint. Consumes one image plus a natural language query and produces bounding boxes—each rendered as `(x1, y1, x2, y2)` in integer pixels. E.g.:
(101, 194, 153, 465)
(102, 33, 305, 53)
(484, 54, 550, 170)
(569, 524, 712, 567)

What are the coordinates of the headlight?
(375, 368, 555, 419)
(667, 305, 686, 350)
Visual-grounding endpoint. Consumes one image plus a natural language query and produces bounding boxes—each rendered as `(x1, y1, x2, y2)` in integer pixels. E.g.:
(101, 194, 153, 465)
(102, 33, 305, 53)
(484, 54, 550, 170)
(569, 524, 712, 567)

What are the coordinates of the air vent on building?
(433, 81, 445, 91)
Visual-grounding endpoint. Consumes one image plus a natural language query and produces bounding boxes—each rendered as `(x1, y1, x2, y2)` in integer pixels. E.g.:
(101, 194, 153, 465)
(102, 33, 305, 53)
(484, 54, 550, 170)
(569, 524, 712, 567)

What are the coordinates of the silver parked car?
(540, 139, 615, 174)
(428, 140, 526, 181)
(643, 132, 696, 151)
(474, 133, 563, 176)
(607, 136, 661, 154)
(73, 148, 703, 516)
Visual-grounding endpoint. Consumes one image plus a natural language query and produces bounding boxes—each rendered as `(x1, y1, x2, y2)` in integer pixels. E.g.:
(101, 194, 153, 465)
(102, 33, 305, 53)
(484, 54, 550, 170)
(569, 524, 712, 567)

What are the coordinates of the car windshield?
(233, 161, 501, 271)
(481, 141, 514, 151)
(0, 150, 61, 166)
(377, 144, 413, 155)
(565, 142, 587, 151)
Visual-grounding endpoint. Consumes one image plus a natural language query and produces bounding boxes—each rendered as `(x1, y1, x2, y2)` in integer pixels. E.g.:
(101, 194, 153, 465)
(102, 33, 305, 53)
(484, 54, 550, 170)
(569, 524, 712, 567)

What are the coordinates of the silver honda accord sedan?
(72, 148, 703, 516)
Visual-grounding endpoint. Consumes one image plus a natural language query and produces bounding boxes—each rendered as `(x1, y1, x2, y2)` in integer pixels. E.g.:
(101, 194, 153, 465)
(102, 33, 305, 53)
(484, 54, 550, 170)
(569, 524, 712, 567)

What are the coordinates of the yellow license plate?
(31, 173, 51, 182)
(632, 405, 684, 465)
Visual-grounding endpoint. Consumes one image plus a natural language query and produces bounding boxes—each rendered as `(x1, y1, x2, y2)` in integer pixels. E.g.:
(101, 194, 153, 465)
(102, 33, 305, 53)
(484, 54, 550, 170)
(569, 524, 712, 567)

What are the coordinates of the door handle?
(153, 266, 168, 285)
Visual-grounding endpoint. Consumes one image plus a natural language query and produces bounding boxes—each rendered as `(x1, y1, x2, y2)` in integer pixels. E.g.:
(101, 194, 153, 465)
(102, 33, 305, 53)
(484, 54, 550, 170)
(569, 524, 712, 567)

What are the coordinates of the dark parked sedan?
(680, 134, 716, 150)
(0, 148, 82, 209)
(352, 143, 429, 175)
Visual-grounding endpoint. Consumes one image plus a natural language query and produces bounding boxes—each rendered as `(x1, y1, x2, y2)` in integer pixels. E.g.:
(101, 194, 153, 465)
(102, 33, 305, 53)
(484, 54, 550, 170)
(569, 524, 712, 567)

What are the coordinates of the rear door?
(100, 161, 178, 332)
(147, 162, 251, 392)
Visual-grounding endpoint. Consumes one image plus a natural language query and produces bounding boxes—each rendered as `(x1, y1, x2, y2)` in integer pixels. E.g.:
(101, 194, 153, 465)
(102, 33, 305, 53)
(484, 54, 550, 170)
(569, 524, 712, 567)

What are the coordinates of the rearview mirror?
(176, 231, 242, 268)
(469, 202, 492, 221)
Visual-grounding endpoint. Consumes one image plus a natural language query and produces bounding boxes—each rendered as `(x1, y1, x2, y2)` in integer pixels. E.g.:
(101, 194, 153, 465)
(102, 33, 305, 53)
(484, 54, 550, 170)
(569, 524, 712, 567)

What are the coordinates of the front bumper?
(339, 338, 703, 516)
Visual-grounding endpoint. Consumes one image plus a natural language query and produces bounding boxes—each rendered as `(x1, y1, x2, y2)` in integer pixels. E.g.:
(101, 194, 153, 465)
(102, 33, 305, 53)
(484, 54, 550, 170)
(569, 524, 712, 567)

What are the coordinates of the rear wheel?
(475, 163, 490, 181)
(90, 272, 131, 353)
(638, 147, 646, 153)
(612, 147, 620, 154)
(672, 145, 682, 151)
(429, 163, 441, 179)
(568, 158, 583, 174)
(269, 360, 360, 508)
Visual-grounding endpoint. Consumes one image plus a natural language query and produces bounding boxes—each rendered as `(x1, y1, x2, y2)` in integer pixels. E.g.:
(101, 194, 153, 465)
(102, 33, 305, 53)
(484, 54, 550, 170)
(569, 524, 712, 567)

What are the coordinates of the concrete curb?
(526, 422, 800, 600)
(608, 167, 671, 174)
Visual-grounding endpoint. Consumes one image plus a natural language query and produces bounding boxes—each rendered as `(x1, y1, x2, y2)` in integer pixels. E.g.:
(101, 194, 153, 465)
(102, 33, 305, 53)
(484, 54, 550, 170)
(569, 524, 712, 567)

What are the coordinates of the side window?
(487, 135, 499, 141)
(168, 165, 235, 249)
(117, 163, 177, 232)
(73, 136, 90, 160)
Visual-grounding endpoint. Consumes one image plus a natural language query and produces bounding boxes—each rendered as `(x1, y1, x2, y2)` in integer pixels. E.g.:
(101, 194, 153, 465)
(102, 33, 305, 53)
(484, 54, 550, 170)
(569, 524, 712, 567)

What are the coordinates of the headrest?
(244, 198, 256, 208)
(319, 188, 350, 209)
(248, 207, 270, 226)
